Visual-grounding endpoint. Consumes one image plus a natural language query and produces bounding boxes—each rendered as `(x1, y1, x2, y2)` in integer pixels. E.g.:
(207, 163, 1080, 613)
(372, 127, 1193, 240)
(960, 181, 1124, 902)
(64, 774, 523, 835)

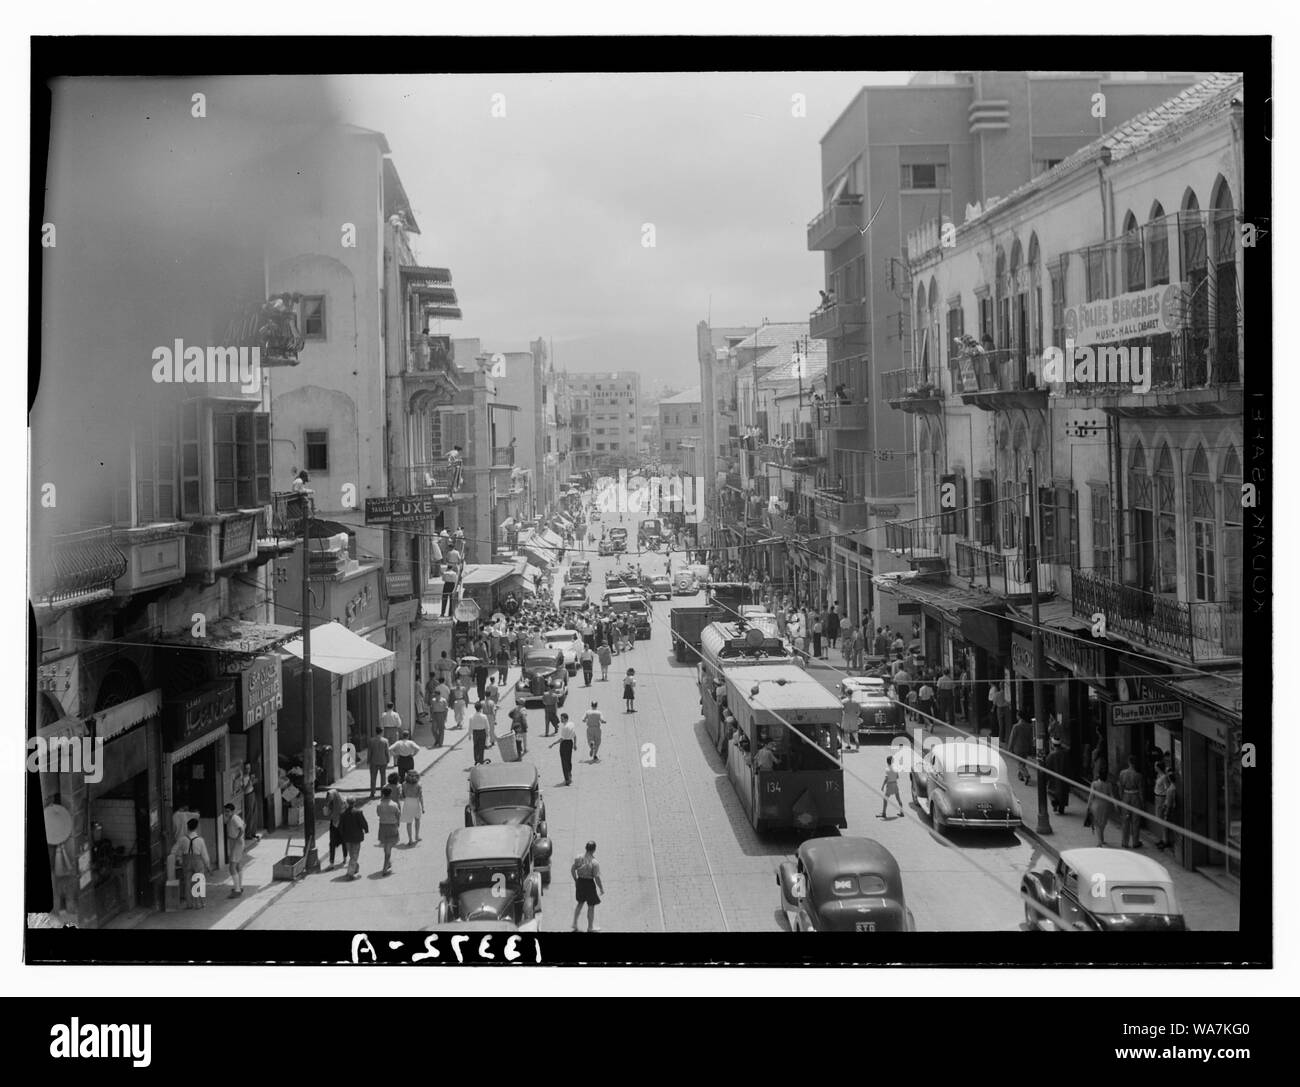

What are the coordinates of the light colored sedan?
(540, 628, 583, 674)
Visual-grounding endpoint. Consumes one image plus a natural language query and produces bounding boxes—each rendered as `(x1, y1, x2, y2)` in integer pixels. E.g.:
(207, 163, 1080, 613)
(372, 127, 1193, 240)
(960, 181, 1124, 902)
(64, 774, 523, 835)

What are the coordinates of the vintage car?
(646, 575, 673, 600)
(1021, 847, 1187, 931)
(605, 592, 652, 640)
(559, 585, 588, 611)
(597, 539, 615, 556)
(609, 527, 628, 553)
(776, 836, 915, 932)
(673, 572, 698, 595)
(605, 569, 630, 590)
(909, 739, 1022, 833)
(464, 763, 552, 886)
(837, 676, 907, 739)
(566, 560, 592, 584)
(514, 649, 569, 707)
(436, 826, 544, 929)
(541, 627, 583, 673)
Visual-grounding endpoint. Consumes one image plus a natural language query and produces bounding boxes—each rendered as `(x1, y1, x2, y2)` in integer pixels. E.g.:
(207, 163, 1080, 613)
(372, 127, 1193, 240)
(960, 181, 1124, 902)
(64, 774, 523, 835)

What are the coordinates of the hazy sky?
(332, 72, 912, 389)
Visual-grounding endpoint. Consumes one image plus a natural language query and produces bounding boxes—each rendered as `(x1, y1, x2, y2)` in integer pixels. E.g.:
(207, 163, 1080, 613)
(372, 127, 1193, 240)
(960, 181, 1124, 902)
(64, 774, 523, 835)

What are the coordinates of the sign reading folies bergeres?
(1063, 283, 1185, 347)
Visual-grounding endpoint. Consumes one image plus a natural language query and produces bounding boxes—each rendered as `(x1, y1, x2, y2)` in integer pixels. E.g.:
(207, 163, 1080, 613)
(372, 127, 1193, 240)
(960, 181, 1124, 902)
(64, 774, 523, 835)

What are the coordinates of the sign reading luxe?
(1063, 283, 1185, 347)
(365, 495, 438, 526)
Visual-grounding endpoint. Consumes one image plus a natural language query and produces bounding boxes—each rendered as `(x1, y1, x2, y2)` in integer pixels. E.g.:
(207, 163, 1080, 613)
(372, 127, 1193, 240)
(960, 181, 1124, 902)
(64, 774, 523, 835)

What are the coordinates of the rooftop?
(660, 386, 702, 406)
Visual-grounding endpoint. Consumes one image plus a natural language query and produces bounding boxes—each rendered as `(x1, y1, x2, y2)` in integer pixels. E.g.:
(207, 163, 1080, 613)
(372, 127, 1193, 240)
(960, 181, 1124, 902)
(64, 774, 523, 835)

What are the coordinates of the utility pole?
(299, 489, 320, 871)
(1025, 466, 1052, 835)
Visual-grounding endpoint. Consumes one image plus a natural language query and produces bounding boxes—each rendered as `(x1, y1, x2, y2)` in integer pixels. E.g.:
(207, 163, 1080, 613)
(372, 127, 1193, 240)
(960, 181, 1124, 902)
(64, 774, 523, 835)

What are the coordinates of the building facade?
(808, 71, 1210, 631)
(883, 73, 1244, 880)
(658, 387, 703, 469)
(696, 324, 758, 548)
(563, 371, 642, 473)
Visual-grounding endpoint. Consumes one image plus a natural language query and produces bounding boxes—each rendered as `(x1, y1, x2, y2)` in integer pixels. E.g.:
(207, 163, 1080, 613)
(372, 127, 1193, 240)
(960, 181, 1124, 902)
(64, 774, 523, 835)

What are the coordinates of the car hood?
(474, 806, 533, 826)
(456, 889, 515, 923)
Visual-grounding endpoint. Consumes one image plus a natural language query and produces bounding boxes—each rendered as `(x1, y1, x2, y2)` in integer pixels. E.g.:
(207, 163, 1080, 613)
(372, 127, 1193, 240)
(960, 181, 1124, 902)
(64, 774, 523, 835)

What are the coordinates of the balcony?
(1053, 330, 1242, 418)
(759, 437, 824, 469)
(882, 368, 944, 414)
(955, 540, 1045, 599)
(1070, 568, 1242, 664)
(31, 526, 128, 609)
(814, 400, 872, 430)
(492, 445, 516, 468)
(407, 463, 470, 501)
(807, 196, 864, 251)
(884, 520, 946, 573)
(814, 491, 871, 530)
(810, 300, 868, 341)
(766, 509, 816, 537)
(184, 510, 261, 586)
(112, 521, 190, 595)
(952, 347, 1047, 411)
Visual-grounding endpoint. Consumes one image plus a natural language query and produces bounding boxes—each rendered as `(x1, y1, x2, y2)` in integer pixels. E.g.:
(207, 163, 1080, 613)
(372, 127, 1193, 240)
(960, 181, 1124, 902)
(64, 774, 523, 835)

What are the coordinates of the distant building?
(564, 371, 642, 473)
(658, 387, 703, 469)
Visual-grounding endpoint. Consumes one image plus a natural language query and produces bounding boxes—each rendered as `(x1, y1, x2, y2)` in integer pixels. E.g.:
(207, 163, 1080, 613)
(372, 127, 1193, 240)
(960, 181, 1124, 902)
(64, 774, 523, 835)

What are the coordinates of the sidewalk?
(1007, 766, 1240, 931)
(105, 666, 523, 932)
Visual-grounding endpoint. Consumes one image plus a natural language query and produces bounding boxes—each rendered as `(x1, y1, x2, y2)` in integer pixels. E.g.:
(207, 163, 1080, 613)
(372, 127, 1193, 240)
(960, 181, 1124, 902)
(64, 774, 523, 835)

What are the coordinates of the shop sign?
(1111, 699, 1183, 726)
(219, 514, 256, 562)
(386, 599, 420, 627)
(332, 569, 383, 630)
(869, 504, 900, 518)
(1040, 627, 1106, 684)
(1063, 282, 1185, 348)
(386, 571, 414, 598)
(237, 656, 283, 730)
(365, 495, 438, 526)
(37, 655, 80, 715)
(165, 681, 236, 748)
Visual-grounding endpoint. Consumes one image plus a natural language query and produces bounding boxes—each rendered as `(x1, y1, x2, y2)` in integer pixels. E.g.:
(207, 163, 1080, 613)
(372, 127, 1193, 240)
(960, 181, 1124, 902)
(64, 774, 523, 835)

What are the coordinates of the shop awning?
(169, 724, 229, 765)
(91, 689, 162, 741)
(280, 621, 396, 691)
(876, 576, 1009, 656)
(459, 563, 517, 588)
(1161, 671, 1242, 720)
(158, 619, 301, 664)
(538, 528, 564, 550)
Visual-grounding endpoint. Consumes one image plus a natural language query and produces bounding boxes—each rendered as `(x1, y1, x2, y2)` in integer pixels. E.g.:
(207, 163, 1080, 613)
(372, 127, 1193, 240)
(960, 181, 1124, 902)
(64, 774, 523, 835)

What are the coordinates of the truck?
(669, 604, 721, 664)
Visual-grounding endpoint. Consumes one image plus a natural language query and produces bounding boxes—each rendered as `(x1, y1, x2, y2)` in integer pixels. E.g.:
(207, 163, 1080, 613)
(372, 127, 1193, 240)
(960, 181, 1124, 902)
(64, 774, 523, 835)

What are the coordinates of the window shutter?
(254, 413, 271, 504)
(974, 477, 995, 545)
(1068, 488, 1080, 568)
(235, 413, 256, 508)
(180, 400, 202, 516)
(1038, 486, 1056, 561)
(940, 472, 965, 536)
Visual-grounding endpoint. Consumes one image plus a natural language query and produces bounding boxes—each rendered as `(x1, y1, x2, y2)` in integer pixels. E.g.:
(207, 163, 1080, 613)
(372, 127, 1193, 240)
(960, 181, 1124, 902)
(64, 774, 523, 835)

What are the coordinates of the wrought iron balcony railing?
(32, 526, 128, 607)
(882, 367, 944, 403)
(492, 445, 516, 467)
(408, 462, 465, 497)
(1070, 568, 1242, 662)
(407, 334, 456, 374)
(954, 539, 1049, 597)
(884, 520, 943, 560)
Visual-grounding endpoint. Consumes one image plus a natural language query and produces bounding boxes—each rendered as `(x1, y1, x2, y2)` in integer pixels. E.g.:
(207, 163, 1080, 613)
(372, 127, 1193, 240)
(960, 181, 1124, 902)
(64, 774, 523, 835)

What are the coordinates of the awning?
(876, 577, 1009, 656)
(281, 621, 397, 691)
(455, 599, 481, 622)
(91, 689, 162, 742)
(168, 723, 229, 765)
(157, 619, 300, 661)
(459, 563, 517, 588)
(538, 528, 564, 550)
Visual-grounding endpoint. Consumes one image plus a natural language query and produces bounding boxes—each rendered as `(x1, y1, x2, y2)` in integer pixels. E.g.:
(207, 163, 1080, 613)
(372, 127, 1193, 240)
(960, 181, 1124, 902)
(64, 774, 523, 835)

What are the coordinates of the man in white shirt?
(468, 701, 491, 765)
(380, 702, 402, 744)
(441, 548, 461, 616)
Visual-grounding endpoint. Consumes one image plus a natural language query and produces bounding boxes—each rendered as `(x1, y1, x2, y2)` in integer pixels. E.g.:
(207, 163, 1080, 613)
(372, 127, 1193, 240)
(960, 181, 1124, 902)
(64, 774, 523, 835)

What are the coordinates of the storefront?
(163, 680, 238, 883)
(232, 655, 282, 837)
(279, 621, 396, 785)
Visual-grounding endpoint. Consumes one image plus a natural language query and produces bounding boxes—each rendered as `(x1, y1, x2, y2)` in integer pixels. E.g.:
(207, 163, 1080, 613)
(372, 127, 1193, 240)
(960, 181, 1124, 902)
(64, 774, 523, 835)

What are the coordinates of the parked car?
(909, 739, 1022, 833)
(566, 560, 591, 585)
(464, 763, 552, 886)
(515, 649, 569, 707)
(541, 628, 583, 673)
(673, 572, 698, 595)
(605, 569, 633, 590)
(436, 826, 544, 928)
(776, 837, 915, 932)
(647, 575, 673, 600)
(559, 585, 588, 611)
(598, 539, 614, 556)
(609, 528, 628, 553)
(837, 676, 907, 740)
(1021, 848, 1187, 931)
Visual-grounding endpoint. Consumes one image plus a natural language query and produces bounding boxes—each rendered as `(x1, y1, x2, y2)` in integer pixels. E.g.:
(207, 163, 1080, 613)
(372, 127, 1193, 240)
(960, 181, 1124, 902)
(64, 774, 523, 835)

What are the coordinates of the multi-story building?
(564, 371, 642, 473)
(544, 364, 574, 503)
(809, 71, 1209, 628)
(29, 77, 364, 925)
(658, 388, 703, 470)
(882, 73, 1243, 879)
(696, 324, 758, 548)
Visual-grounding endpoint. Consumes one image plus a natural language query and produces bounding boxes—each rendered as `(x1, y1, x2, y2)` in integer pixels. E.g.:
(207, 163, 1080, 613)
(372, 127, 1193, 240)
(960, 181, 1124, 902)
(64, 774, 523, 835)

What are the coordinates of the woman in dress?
(376, 786, 401, 874)
(623, 668, 637, 713)
(400, 770, 424, 845)
(1086, 772, 1115, 846)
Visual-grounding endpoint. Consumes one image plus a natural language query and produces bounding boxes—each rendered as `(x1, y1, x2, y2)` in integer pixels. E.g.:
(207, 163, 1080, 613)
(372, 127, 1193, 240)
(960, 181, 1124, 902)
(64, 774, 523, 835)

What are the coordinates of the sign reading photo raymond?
(237, 655, 283, 730)
(1111, 699, 1184, 726)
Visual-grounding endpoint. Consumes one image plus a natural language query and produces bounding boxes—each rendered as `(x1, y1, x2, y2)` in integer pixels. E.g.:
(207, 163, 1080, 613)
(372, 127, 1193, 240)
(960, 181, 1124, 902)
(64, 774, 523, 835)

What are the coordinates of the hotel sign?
(1063, 283, 1185, 348)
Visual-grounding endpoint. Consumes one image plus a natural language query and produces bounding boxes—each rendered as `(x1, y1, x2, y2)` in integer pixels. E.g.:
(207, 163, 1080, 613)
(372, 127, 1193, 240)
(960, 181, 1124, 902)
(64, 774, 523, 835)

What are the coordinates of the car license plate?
(855, 920, 876, 932)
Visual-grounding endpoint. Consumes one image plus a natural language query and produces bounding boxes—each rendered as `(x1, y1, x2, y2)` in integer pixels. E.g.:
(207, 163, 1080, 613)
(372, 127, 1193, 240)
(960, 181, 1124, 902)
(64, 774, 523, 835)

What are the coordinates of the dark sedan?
(777, 837, 915, 932)
(514, 651, 569, 708)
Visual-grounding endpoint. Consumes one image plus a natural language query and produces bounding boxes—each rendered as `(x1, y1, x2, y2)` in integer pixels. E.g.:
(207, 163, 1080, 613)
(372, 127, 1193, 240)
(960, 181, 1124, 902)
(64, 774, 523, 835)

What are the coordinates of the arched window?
(1154, 443, 1177, 594)
(1128, 441, 1154, 591)
(916, 292, 930, 373)
(1211, 178, 1239, 381)
(1123, 211, 1145, 291)
(1222, 446, 1242, 604)
(1028, 233, 1043, 356)
(1147, 201, 1170, 286)
(999, 421, 1028, 549)
(928, 278, 941, 373)
(1010, 239, 1028, 374)
(1189, 445, 1216, 601)
(995, 246, 1009, 350)
(1180, 189, 1209, 383)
